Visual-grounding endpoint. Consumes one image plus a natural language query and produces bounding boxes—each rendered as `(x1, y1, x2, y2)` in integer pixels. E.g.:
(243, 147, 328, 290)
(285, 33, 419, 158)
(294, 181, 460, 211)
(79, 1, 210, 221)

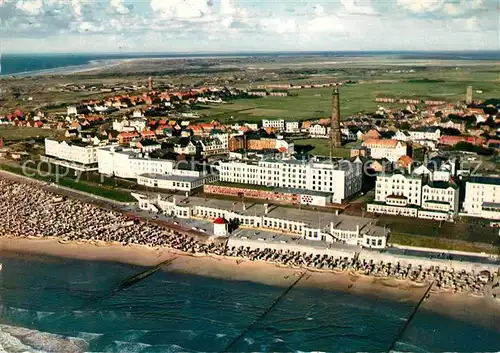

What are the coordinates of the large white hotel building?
(217, 158, 362, 204)
(44, 138, 99, 171)
(462, 176, 500, 220)
(367, 172, 460, 221)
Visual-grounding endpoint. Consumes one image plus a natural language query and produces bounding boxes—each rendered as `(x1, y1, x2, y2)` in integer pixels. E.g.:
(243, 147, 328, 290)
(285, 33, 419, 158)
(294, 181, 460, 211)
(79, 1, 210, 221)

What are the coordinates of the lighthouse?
(213, 217, 228, 237)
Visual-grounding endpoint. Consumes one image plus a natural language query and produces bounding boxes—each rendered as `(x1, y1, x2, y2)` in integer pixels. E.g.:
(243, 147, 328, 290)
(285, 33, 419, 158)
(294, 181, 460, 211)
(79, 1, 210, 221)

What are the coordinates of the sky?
(0, 0, 498, 53)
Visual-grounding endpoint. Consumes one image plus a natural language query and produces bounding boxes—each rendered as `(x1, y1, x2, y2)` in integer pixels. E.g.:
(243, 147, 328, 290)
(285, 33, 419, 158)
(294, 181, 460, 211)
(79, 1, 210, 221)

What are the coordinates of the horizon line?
(3, 49, 500, 56)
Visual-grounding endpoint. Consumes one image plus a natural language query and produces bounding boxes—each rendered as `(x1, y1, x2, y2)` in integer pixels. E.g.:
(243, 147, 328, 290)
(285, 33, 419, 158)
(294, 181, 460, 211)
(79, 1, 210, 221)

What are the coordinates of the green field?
(389, 232, 500, 255)
(0, 163, 136, 203)
(293, 138, 351, 157)
(197, 70, 500, 123)
(0, 126, 63, 142)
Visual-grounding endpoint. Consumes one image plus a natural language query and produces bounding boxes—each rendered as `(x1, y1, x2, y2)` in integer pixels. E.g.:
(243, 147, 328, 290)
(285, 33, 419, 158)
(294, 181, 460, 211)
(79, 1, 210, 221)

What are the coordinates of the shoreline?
(1, 236, 499, 332)
(2, 53, 500, 78)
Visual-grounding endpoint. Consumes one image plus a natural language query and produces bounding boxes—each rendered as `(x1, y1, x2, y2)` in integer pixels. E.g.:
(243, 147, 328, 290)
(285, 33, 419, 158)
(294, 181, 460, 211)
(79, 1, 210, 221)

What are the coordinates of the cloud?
(110, 0, 129, 14)
(15, 0, 43, 15)
(397, 0, 445, 13)
(0, 0, 497, 53)
(150, 0, 212, 19)
(260, 18, 297, 34)
(340, 0, 377, 14)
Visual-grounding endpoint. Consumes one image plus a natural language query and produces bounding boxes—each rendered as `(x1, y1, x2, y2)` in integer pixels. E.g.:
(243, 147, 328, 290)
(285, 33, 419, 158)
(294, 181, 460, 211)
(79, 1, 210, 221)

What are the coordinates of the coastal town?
(0, 74, 500, 304)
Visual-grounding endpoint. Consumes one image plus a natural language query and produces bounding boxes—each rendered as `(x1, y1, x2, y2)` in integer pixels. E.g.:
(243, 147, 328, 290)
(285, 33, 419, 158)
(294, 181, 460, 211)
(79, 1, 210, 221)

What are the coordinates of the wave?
(0, 324, 88, 352)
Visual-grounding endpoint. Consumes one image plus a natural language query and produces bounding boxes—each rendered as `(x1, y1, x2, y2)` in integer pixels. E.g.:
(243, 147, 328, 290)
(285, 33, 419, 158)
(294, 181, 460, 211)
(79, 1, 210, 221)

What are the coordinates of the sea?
(0, 253, 498, 353)
(1, 51, 500, 76)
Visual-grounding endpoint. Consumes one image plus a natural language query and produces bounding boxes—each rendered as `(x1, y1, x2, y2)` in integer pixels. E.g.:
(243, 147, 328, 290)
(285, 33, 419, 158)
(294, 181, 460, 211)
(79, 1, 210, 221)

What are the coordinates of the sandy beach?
(1, 236, 499, 332)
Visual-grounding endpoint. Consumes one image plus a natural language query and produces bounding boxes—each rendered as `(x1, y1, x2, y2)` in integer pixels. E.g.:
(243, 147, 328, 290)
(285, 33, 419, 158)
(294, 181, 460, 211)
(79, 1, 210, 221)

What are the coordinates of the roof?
(213, 217, 227, 224)
(364, 129, 382, 139)
(397, 155, 413, 167)
(362, 139, 402, 148)
(470, 176, 500, 186)
(139, 173, 205, 183)
(118, 131, 139, 138)
(425, 181, 458, 190)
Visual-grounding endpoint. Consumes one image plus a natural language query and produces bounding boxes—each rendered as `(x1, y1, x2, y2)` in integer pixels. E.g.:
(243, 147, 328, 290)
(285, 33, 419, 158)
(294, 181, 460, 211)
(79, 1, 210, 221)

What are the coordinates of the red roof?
(213, 217, 226, 224)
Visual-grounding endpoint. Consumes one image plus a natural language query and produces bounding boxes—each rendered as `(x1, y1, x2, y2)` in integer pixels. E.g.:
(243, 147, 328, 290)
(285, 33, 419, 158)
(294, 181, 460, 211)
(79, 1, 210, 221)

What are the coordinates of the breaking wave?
(0, 324, 88, 353)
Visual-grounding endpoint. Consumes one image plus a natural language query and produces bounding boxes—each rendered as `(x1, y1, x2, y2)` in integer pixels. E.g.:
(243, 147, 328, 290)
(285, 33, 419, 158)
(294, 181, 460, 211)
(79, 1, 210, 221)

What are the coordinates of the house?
(362, 139, 407, 162)
(189, 125, 204, 136)
(341, 128, 357, 141)
(269, 90, 288, 97)
(309, 124, 330, 138)
(285, 121, 300, 133)
(198, 138, 226, 156)
(174, 139, 198, 155)
(141, 130, 157, 140)
(362, 129, 381, 140)
(117, 131, 139, 145)
(136, 139, 161, 153)
(408, 127, 441, 142)
(393, 129, 410, 142)
(395, 155, 413, 170)
(262, 119, 285, 131)
(229, 136, 245, 152)
(248, 89, 267, 97)
(439, 135, 485, 146)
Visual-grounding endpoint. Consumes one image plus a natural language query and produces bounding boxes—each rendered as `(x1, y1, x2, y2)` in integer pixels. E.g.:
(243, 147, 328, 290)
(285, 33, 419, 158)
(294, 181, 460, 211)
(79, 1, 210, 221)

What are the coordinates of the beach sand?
(0, 236, 499, 331)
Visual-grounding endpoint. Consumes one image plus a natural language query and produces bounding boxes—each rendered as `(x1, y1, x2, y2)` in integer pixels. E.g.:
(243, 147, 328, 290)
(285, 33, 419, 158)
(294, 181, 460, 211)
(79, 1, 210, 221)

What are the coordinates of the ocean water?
(2, 51, 500, 76)
(0, 253, 498, 353)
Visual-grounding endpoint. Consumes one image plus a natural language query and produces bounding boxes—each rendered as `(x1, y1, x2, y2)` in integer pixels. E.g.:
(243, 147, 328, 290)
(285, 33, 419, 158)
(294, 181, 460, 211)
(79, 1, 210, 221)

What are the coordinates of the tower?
(148, 77, 153, 91)
(330, 87, 342, 155)
(213, 217, 228, 237)
(466, 85, 473, 105)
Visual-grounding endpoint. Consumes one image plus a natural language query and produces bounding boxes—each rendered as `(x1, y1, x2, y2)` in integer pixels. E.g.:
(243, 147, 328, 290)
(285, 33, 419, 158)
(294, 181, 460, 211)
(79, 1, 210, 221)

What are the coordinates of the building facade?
(97, 146, 175, 178)
(133, 194, 387, 249)
(44, 138, 99, 170)
(217, 158, 362, 204)
(462, 176, 500, 220)
(362, 139, 407, 162)
(368, 173, 459, 221)
(285, 121, 300, 133)
(262, 119, 285, 131)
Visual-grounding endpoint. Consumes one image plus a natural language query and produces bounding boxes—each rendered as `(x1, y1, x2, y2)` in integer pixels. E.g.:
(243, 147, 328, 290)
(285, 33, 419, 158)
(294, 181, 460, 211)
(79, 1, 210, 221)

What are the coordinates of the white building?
(420, 181, 459, 220)
(217, 158, 362, 204)
(133, 194, 387, 249)
(309, 124, 330, 138)
(408, 127, 441, 142)
(44, 138, 99, 171)
(462, 176, 500, 220)
(362, 139, 407, 162)
(393, 130, 410, 142)
(262, 119, 285, 131)
(97, 146, 175, 178)
(112, 117, 147, 133)
(368, 173, 459, 221)
(373, 172, 422, 206)
(137, 171, 218, 192)
(67, 106, 77, 115)
(174, 141, 197, 155)
(244, 123, 259, 131)
(198, 139, 227, 156)
(285, 121, 300, 133)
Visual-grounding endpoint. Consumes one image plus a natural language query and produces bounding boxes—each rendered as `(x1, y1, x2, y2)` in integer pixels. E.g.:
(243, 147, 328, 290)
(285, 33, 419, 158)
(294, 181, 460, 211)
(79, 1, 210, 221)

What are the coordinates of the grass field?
(293, 138, 351, 157)
(0, 126, 63, 142)
(389, 232, 500, 255)
(197, 71, 500, 123)
(0, 163, 136, 202)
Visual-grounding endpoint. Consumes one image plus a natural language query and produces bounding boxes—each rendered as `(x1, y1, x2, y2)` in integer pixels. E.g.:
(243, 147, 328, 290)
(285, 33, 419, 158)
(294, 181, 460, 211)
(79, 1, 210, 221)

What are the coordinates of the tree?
(441, 127, 461, 136)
